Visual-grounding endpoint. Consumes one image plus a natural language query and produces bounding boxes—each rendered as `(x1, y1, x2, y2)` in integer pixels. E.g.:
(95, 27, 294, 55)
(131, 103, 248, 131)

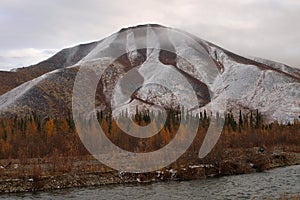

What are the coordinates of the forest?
(0, 108, 299, 160)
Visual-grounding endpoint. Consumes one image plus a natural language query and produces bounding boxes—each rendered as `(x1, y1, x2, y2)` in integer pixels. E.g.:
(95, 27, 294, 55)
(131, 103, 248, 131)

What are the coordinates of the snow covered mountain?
(0, 24, 299, 123)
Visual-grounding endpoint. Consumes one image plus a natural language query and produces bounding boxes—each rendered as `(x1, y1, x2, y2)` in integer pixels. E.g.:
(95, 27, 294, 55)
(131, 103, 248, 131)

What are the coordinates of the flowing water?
(2, 165, 299, 199)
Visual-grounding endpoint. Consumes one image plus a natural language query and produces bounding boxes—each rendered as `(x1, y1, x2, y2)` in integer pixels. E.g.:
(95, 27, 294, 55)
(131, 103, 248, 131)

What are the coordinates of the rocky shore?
(0, 147, 299, 193)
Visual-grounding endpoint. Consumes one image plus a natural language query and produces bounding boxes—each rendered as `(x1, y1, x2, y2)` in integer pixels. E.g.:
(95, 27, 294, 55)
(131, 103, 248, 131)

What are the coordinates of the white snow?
(126, 29, 139, 65)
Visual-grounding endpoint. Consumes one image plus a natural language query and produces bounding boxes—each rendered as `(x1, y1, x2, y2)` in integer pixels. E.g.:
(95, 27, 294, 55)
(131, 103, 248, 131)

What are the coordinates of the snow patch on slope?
(0, 69, 60, 111)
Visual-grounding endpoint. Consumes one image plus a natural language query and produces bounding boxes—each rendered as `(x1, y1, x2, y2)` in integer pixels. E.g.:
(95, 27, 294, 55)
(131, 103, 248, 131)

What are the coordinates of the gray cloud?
(0, 0, 299, 70)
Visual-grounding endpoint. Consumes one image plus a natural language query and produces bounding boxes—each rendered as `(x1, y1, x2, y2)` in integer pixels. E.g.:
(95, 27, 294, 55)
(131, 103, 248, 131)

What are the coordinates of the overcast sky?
(0, 0, 299, 71)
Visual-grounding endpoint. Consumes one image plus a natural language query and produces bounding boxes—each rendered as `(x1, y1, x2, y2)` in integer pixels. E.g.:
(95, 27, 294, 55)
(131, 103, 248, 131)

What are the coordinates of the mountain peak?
(118, 24, 167, 33)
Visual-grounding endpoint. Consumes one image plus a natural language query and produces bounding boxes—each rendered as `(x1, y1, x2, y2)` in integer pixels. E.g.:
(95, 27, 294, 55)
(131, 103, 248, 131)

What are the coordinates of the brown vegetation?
(0, 109, 299, 160)
(0, 109, 299, 192)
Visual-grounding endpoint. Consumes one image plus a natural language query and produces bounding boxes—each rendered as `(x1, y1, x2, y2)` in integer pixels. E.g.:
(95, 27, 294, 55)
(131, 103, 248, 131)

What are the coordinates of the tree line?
(0, 108, 299, 160)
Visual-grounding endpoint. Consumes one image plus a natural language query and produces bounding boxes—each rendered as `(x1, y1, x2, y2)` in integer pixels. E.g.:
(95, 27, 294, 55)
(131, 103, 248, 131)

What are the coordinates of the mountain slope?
(0, 24, 299, 123)
(0, 41, 98, 95)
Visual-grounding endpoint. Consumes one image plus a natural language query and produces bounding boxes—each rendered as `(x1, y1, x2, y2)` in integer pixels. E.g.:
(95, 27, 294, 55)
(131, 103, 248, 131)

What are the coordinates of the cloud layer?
(0, 0, 299, 70)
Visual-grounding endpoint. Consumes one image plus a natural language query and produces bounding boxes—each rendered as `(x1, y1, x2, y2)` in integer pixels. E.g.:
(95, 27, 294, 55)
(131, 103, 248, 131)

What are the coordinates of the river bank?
(3, 165, 299, 199)
(0, 146, 299, 193)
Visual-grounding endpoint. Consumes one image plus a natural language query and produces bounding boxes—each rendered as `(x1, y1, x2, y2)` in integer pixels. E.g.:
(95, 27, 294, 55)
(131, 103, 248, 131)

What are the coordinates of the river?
(2, 165, 299, 199)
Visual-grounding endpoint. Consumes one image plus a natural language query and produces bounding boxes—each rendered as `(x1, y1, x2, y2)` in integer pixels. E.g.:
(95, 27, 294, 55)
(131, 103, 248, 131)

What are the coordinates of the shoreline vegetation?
(0, 109, 299, 193)
(0, 147, 299, 194)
